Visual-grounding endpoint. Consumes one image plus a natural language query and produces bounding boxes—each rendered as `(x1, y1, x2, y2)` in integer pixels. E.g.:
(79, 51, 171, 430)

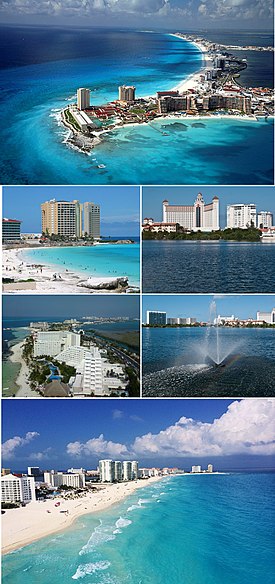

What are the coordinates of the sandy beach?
(7, 339, 37, 397)
(2, 476, 163, 555)
(2, 247, 138, 294)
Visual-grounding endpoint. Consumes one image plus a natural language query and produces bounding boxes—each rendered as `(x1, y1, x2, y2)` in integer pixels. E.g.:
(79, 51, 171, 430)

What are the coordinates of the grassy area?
(64, 109, 81, 132)
(94, 330, 140, 349)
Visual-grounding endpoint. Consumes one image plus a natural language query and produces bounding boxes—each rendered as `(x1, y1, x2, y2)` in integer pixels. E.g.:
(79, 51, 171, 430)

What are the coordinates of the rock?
(78, 277, 128, 290)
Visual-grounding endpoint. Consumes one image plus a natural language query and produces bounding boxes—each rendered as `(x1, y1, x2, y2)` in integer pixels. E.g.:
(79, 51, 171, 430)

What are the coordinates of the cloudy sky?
(2, 398, 275, 470)
(0, 0, 273, 29)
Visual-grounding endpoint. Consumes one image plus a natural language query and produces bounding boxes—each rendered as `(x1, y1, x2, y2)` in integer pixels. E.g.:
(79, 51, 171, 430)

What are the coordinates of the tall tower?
(212, 196, 220, 230)
(162, 199, 169, 222)
(193, 193, 205, 230)
(41, 199, 82, 238)
(118, 85, 136, 101)
(77, 88, 90, 110)
(83, 202, 100, 238)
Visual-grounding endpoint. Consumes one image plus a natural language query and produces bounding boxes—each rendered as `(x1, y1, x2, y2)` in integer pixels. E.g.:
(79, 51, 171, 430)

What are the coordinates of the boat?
(97, 164, 106, 168)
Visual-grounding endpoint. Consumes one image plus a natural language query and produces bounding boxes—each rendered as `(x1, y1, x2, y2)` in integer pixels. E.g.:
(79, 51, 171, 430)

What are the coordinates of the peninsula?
(60, 34, 274, 154)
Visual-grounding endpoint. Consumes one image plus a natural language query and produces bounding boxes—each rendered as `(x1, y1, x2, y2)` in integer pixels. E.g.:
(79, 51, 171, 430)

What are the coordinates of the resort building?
(256, 308, 275, 324)
(44, 471, 85, 488)
(257, 211, 273, 229)
(99, 460, 115, 483)
(162, 194, 220, 232)
(142, 218, 179, 233)
(83, 202, 100, 238)
(2, 218, 22, 243)
(27, 467, 40, 477)
(118, 85, 136, 102)
(214, 314, 236, 325)
(191, 466, 202, 473)
(77, 88, 90, 110)
(227, 204, 257, 229)
(167, 317, 197, 325)
(41, 199, 83, 238)
(99, 460, 139, 483)
(146, 311, 167, 325)
(1, 473, 36, 504)
(1, 469, 11, 477)
(33, 331, 81, 357)
(208, 465, 214, 473)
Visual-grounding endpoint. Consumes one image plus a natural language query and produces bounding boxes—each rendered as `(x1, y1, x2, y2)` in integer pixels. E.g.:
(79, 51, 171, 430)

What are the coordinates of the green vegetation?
(143, 227, 261, 242)
(1, 502, 20, 509)
(51, 360, 76, 383)
(64, 108, 81, 132)
(125, 367, 140, 397)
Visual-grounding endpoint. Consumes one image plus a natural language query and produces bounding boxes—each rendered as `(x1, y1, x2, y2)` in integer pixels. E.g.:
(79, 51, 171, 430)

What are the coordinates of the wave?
(79, 521, 115, 556)
(72, 561, 110, 579)
(115, 517, 132, 529)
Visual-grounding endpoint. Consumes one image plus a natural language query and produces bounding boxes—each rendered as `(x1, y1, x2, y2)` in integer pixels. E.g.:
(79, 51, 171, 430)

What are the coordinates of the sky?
(0, 0, 273, 30)
(142, 294, 275, 322)
(3, 186, 140, 236)
(3, 295, 139, 319)
(142, 186, 275, 228)
(2, 398, 275, 471)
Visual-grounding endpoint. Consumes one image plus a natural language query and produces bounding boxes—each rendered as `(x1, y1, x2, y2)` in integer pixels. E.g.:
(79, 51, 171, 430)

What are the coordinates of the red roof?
(3, 218, 21, 223)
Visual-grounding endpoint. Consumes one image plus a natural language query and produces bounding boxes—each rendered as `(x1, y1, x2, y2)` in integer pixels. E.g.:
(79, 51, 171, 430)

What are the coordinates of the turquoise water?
(20, 244, 140, 287)
(2, 473, 275, 583)
(1, 27, 273, 185)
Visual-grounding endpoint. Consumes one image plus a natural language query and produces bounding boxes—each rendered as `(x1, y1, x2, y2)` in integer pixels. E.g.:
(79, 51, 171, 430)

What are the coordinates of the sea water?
(20, 243, 140, 287)
(0, 27, 273, 185)
(2, 473, 275, 584)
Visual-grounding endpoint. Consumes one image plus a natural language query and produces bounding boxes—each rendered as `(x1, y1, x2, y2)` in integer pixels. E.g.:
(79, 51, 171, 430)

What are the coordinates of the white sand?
(2, 248, 136, 294)
(2, 476, 163, 554)
(8, 340, 36, 397)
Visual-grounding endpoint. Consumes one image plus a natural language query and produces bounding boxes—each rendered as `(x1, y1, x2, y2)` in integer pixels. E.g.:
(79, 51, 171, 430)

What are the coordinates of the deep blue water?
(142, 327, 275, 396)
(2, 473, 275, 584)
(142, 240, 275, 293)
(0, 26, 273, 185)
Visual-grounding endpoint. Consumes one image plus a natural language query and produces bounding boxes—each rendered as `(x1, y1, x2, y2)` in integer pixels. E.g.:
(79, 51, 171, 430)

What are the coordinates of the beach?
(2, 247, 139, 294)
(8, 340, 34, 398)
(2, 476, 163, 555)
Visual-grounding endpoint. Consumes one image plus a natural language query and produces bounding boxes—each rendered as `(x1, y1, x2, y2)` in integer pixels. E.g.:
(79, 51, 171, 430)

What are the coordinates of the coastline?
(6, 339, 34, 398)
(2, 247, 140, 294)
(2, 475, 163, 555)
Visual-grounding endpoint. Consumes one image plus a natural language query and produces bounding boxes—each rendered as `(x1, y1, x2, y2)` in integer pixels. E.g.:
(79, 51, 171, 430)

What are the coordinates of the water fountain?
(201, 300, 239, 367)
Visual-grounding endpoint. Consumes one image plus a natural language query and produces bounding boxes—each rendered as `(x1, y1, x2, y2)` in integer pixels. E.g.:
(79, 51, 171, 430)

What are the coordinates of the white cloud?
(66, 400, 275, 462)
(66, 433, 129, 458)
(28, 447, 53, 461)
(2, 431, 40, 459)
(133, 399, 275, 457)
(112, 409, 124, 419)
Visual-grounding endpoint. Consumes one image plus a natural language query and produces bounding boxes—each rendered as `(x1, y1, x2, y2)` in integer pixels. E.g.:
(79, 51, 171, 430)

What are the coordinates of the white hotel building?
(227, 204, 257, 229)
(44, 471, 85, 489)
(33, 331, 81, 357)
(257, 211, 273, 229)
(99, 460, 139, 483)
(257, 308, 275, 324)
(1, 473, 36, 504)
(163, 194, 220, 232)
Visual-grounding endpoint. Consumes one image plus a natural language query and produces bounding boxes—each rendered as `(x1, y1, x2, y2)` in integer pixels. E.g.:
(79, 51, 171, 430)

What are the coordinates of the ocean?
(19, 242, 140, 288)
(142, 240, 275, 293)
(142, 327, 275, 397)
(0, 26, 273, 185)
(2, 473, 275, 584)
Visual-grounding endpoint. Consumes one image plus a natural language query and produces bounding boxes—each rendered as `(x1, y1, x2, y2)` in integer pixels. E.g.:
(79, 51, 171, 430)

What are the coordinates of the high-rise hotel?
(162, 193, 220, 232)
(41, 199, 100, 238)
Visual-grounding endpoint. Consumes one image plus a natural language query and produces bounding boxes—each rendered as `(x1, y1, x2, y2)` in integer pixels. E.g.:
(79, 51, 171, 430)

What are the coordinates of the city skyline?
(3, 295, 139, 319)
(3, 186, 140, 236)
(1, 2, 272, 29)
(142, 186, 275, 228)
(2, 399, 274, 470)
(142, 295, 275, 322)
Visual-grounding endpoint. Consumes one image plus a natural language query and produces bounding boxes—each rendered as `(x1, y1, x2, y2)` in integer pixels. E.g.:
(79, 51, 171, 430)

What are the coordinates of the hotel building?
(258, 211, 273, 229)
(44, 471, 85, 488)
(191, 466, 202, 473)
(1, 473, 36, 504)
(33, 331, 81, 357)
(83, 202, 100, 238)
(99, 460, 139, 483)
(27, 467, 40, 477)
(227, 204, 257, 229)
(118, 85, 136, 102)
(41, 199, 83, 238)
(167, 317, 197, 325)
(146, 311, 167, 326)
(2, 218, 22, 243)
(162, 194, 220, 232)
(256, 308, 275, 324)
(77, 88, 90, 110)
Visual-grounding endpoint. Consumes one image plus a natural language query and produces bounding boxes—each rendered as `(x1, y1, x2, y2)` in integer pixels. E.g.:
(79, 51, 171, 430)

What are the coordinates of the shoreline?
(6, 339, 35, 397)
(2, 475, 163, 555)
(2, 246, 140, 294)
